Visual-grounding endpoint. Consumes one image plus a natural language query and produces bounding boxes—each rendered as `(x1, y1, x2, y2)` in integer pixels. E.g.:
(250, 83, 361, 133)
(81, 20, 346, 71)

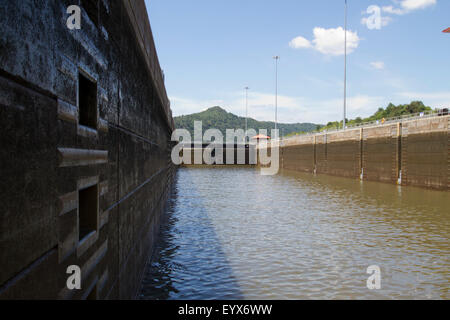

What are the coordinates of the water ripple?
(140, 167, 450, 300)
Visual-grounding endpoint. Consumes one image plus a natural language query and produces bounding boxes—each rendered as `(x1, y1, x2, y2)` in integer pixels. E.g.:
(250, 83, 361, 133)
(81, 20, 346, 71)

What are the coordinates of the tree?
(317, 101, 432, 133)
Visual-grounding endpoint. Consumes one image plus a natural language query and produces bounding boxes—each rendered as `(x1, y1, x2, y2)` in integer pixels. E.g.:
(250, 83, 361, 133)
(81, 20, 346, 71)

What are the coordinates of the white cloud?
(397, 91, 450, 107)
(401, 0, 436, 11)
(362, 0, 436, 31)
(382, 5, 407, 15)
(313, 27, 360, 55)
(170, 96, 226, 116)
(289, 27, 360, 56)
(171, 90, 450, 125)
(289, 36, 312, 49)
(370, 61, 385, 70)
(382, 0, 436, 15)
(311, 95, 386, 122)
(170, 92, 387, 124)
(170, 91, 448, 126)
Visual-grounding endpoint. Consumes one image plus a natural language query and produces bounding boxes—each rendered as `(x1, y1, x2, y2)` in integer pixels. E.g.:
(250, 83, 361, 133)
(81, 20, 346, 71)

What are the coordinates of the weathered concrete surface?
(324, 129, 362, 178)
(315, 134, 328, 175)
(362, 124, 400, 184)
(0, 0, 175, 299)
(282, 135, 315, 173)
(401, 117, 449, 189)
(279, 116, 449, 190)
(181, 144, 257, 165)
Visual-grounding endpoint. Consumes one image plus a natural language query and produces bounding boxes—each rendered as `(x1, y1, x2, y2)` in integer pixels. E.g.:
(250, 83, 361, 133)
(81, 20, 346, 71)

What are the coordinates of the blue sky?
(145, 0, 450, 124)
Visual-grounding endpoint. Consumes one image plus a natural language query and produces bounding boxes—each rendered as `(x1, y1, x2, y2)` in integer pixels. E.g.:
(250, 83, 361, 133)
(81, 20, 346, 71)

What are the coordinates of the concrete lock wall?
(282, 135, 315, 173)
(278, 116, 449, 190)
(362, 123, 400, 184)
(401, 117, 449, 189)
(181, 145, 257, 165)
(0, 0, 176, 299)
(324, 129, 362, 178)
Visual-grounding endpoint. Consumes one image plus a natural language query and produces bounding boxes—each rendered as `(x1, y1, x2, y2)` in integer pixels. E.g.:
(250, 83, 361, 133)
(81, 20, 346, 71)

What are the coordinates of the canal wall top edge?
(282, 115, 449, 146)
(123, 0, 174, 131)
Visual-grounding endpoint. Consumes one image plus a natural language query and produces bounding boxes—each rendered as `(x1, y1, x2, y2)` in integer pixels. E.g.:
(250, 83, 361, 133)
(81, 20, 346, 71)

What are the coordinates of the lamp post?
(244, 86, 249, 142)
(273, 56, 280, 137)
(343, 0, 348, 131)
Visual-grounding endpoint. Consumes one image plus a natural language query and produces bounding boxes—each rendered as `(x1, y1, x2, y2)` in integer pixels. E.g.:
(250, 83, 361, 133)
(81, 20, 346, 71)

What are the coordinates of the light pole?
(244, 86, 249, 142)
(343, 0, 348, 131)
(273, 56, 280, 137)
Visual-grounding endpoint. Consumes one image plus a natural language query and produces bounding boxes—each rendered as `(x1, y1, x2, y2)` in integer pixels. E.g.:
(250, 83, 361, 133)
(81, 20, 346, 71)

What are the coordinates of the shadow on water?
(139, 169, 243, 300)
(140, 167, 449, 300)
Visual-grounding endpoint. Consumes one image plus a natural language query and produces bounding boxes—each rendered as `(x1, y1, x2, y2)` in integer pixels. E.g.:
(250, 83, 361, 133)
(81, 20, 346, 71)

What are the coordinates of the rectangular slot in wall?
(78, 72, 98, 130)
(78, 184, 98, 241)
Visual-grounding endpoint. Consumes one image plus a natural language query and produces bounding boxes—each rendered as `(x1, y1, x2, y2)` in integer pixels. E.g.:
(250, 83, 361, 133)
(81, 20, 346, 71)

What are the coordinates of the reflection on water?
(140, 167, 449, 300)
(139, 171, 243, 300)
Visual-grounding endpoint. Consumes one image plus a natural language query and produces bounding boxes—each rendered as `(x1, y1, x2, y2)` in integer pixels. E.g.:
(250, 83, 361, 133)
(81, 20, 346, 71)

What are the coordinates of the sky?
(145, 0, 450, 124)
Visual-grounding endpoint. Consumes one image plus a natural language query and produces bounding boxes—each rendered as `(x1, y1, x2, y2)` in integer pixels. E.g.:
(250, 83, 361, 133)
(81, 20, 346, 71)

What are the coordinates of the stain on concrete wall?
(362, 124, 400, 184)
(324, 129, 362, 178)
(314, 134, 328, 175)
(401, 117, 448, 189)
(282, 135, 315, 173)
(0, 0, 176, 299)
(181, 145, 256, 165)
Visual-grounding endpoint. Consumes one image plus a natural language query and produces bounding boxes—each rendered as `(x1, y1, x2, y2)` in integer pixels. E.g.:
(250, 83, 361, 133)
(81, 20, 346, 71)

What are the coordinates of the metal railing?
(282, 109, 448, 140)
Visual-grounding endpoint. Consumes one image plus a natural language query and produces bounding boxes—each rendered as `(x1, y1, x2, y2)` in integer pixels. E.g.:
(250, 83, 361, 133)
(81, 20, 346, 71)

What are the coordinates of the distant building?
(251, 134, 271, 143)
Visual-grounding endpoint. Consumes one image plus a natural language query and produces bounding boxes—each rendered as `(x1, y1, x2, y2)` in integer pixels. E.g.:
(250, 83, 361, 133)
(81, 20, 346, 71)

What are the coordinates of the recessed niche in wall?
(78, 72, 98, 130)
(78, 184, 98, 241)
(81, 0, 99, 27)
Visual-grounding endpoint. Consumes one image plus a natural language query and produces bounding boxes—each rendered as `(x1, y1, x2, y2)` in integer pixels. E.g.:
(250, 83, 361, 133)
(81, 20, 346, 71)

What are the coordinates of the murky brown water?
(140, 167, 449, 300)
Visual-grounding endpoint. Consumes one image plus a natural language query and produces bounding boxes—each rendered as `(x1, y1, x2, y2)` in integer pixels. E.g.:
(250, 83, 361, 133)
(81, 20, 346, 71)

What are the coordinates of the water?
(139, 167, 449, 300)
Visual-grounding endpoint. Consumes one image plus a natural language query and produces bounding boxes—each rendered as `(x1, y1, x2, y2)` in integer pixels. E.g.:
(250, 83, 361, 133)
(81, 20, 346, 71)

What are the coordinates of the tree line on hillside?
(174, 106, 317, 138)
(286, 101, 435, 137)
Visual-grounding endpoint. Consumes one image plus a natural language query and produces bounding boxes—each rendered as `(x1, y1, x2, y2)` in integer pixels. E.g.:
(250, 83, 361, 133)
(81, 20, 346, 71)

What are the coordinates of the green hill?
(174, 106, 318, 138)
(317, 101, 433, 132)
